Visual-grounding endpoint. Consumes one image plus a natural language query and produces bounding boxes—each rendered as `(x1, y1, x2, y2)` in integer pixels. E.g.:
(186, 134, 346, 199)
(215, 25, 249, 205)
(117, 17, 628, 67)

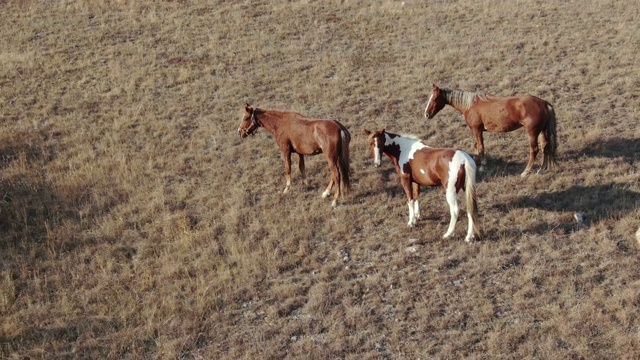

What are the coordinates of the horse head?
(424, 84, 447, 119)
(364, 128, 385, 167)
(237, 103, 261, 138)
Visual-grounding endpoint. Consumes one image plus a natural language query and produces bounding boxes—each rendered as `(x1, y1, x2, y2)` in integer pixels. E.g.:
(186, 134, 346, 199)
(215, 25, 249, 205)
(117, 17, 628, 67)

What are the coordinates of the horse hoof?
(322, 191, 331, 198)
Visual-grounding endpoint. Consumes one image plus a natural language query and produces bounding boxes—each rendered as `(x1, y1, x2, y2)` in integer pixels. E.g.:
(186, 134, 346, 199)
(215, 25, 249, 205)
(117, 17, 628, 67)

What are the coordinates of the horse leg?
(322, 178, 334, 199)
(298, 154, 307, 185)
(282, 149, 292, 193)
(401, 176, 416, 227)
(331, 165, 341, 207)
(324, 155, 341, 206)
(537, 131, 549, 174)
(465, 213, 476, 243)
(521, 131, 539, 177)
(322, 151, 336, 199)
(412, 182, 420, 219)
(443, 185, 460, 239)
(471, 128, 486, 166)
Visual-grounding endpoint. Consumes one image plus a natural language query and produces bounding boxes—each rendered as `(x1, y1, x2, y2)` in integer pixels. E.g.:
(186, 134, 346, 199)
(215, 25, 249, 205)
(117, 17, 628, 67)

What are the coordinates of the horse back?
(282, 115, 343, 155)
(472, 95, 548, 131)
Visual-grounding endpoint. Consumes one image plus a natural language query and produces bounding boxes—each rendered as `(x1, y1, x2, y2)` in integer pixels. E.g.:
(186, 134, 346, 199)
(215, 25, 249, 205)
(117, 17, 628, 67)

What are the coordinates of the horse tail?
(544, 102, 558, 167)
(336, 121, 351, 196)
(464, 155, 481, 239)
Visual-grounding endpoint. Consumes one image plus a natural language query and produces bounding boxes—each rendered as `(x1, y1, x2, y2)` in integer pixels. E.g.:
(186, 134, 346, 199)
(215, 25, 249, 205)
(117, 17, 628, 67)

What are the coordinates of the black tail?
(336, 121, 351, 196)
(544, 102, 558, 168)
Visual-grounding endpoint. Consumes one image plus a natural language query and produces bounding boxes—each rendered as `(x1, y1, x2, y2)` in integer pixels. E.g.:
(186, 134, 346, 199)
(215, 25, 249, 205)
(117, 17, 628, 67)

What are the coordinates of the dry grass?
(1, 0, 639, 358)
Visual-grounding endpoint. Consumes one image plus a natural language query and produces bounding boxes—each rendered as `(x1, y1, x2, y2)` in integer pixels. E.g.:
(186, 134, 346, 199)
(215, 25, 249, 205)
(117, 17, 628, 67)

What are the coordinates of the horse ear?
(245, 103, 253, 112)
(432, 83, 438, 89)
(364, 129, 371, 136)
(381, 128, 385, 134)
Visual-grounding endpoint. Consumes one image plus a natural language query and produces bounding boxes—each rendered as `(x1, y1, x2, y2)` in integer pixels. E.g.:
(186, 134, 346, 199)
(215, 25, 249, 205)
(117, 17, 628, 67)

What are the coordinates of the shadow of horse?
(481, 184, 639, 241)
(475, 156, 526, 180)
(566, 137, 639, 163)
(511, 184, 639, 224)
(0, 128, 93, 259)
(1, 140, 56, 251)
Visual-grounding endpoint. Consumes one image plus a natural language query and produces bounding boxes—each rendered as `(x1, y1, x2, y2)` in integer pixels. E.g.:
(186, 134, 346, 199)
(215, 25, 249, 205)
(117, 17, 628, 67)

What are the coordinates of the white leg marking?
(407, 200, 415, 227)
(413, 199, 420, 219)
(444, 154, 467, 239)
(443, 187, 459, 238)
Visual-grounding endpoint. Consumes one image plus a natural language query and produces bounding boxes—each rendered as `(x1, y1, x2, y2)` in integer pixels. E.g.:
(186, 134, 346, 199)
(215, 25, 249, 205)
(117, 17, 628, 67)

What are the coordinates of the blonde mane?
(442, 88, 487, 111)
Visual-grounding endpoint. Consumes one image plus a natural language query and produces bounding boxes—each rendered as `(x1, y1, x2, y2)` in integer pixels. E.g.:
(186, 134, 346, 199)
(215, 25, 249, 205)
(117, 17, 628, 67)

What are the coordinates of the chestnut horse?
(424, 84, 558, 177)
(365, 129, 480, 242)
(237, 104, 350, 206)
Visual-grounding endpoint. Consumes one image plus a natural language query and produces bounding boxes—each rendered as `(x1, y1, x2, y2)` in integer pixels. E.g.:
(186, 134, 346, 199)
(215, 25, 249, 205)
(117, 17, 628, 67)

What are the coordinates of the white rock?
(405, 245, 421, 253)
(573, 212, 587, 227)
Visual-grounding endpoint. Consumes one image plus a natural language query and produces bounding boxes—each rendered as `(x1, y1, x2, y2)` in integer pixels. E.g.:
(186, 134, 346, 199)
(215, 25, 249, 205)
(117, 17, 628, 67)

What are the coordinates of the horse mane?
(442, 88, 487, 111)
(399, 133, 421, 141)
(388, 133, 432, 147)
(385, 132, 420, 142)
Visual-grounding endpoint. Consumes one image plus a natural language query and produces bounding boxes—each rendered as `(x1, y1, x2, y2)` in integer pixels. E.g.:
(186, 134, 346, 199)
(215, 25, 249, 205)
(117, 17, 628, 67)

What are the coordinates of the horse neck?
(255, 110, 282, 134)
(381, 132, 405, 159)
(442, 88, 479, 113)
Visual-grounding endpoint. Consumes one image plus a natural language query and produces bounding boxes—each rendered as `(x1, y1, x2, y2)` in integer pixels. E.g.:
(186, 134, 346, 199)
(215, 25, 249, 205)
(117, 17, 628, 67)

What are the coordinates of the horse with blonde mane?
(424, 84, 558, 177)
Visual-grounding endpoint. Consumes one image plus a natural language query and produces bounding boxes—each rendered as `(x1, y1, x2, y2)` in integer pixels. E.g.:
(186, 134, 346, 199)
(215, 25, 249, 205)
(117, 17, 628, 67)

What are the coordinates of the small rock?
(405, 245, 421, 253)
(338, 248, 350, 262)
(574, 212, 587, 228)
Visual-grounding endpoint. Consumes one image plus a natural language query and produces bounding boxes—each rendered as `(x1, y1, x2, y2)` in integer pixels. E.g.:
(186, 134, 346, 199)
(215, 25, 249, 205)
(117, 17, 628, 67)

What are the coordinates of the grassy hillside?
(1, 0, 638, 358)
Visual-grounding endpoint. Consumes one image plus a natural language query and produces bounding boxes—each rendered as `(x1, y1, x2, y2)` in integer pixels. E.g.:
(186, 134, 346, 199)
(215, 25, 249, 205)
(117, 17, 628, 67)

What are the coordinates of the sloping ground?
(0, 1, 638, 358)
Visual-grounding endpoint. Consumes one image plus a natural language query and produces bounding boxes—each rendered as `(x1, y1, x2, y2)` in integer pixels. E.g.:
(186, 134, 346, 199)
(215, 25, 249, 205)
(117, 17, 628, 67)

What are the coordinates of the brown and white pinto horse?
(365, 129, 481, 242)
(424, 84, 558, 177)
(237, 104, 350, 206)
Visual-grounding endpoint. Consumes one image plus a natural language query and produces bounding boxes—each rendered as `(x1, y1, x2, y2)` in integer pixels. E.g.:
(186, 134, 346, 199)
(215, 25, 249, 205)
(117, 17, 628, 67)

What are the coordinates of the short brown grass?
(1, 0, 639, 358)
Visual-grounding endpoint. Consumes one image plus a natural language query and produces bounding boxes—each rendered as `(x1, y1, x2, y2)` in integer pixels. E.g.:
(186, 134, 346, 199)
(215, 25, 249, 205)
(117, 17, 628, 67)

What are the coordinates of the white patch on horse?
(374, 138, 381, 166)
(385, 133, 427, 174)
(425, 94, 434, 117)
(447, 151, 468, 187)
(420, 169, 425, 174)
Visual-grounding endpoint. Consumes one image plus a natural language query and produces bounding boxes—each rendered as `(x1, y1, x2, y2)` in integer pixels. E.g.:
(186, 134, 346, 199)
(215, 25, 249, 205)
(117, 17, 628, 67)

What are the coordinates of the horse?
(364, 129, 481, 243)
(237, 103, 351, 207)
(424, 84, 558, 177)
